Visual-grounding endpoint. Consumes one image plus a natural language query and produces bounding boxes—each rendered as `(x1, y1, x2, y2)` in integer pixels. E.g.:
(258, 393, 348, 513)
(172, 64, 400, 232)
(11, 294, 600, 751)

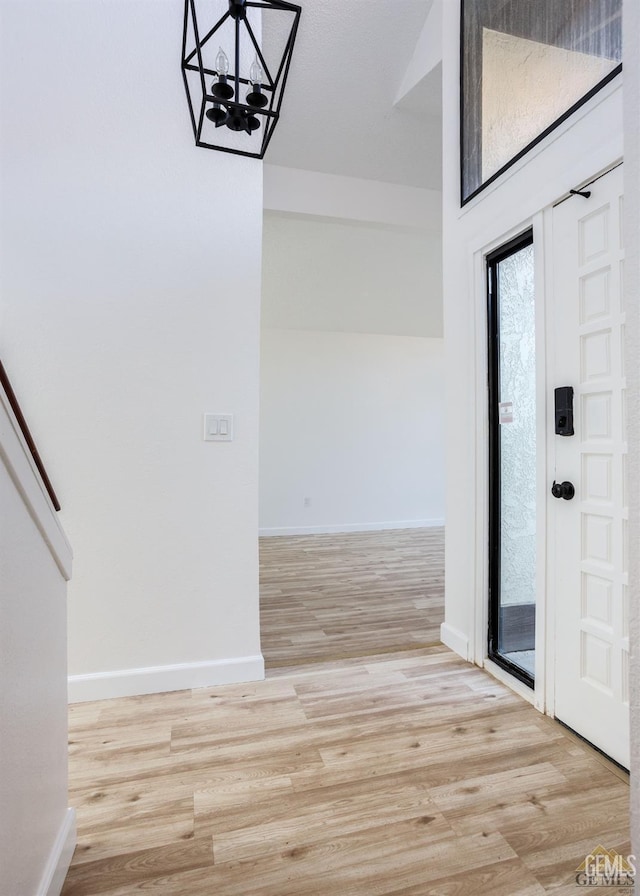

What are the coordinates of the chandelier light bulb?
(211, 46, 234, 100)
(246, 54, 268, 108)
(215, 47, 230, 76)
(249, 56, 263, 86)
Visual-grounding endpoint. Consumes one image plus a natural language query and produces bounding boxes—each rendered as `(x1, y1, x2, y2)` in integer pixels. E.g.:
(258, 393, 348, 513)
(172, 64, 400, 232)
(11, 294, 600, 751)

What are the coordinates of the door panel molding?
(551, 163, 629, 769)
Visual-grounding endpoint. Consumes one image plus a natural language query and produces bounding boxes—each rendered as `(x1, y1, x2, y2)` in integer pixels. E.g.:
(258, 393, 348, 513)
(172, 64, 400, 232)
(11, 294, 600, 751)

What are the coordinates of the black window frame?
(487, 228, 536, 689)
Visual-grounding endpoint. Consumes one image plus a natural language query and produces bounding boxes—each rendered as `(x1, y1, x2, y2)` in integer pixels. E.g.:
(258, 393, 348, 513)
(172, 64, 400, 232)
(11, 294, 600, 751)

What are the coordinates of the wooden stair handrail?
(0, 360, 61, 511)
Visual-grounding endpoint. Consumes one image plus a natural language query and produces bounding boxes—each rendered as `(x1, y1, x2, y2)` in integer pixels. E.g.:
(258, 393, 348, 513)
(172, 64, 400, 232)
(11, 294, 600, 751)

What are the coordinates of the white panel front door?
(552, 164, 629, 769)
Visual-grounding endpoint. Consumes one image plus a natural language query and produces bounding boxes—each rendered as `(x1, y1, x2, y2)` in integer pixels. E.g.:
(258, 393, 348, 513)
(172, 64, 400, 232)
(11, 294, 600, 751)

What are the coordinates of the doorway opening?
(487, 230, 536, 687)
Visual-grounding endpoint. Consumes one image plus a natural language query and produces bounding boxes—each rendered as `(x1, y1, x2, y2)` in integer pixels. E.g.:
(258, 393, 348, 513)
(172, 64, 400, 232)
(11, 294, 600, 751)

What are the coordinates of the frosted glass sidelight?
(488, 234, 536, 683)
(462, 0, 622, 203)
(498, 244, 536, 619)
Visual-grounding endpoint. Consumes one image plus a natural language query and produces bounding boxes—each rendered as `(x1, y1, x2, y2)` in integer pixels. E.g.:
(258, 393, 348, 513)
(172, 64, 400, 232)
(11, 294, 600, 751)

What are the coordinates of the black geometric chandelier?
(181, 0, 301, 159)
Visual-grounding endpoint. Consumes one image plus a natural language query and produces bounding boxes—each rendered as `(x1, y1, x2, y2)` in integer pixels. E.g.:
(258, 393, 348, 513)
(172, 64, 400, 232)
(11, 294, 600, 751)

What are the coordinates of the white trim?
(459, 76, 623, 218)
(482, 658, 536, 706)
(259, 519, 444, 537)
(68, 655, 265, 703)
(440, 622, 469, 660)
(472, 242, 489, 668)
(532, 209, 549, 715)
(542, 202, 559, 718)
(471, 214, 547, 711)
(471, 218, 536, 672)
(0, 384, 72, 581)
(37, 808, 76, 896)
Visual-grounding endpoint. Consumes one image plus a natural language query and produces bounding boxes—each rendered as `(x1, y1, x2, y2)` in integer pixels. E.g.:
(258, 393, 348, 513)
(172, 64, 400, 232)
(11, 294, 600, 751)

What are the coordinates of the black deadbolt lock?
(555, 386, 574, 436)
(551, 480, 575, 500)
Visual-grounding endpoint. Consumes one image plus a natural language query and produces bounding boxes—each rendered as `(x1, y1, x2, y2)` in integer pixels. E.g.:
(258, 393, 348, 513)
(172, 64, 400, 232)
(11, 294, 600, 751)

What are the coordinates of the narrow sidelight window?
(487, 231, 536, 687)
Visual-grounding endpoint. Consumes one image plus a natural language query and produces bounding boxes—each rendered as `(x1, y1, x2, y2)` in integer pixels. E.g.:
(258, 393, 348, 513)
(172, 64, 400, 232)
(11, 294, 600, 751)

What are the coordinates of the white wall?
(0, 382, 75, 895)
(441, 0, 623, 665)
(260, 329, 445, 534)
(0, 1, 264, 700)
(264, 165, 442, 231)
(262, 212, 443, 337)
(260, 205, 444, 535)
(623, 0, 640, 864)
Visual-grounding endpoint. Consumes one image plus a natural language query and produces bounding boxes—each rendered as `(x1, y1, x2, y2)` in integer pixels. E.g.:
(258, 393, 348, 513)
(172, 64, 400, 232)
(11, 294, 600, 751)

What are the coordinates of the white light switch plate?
(204, 414, 234, 442)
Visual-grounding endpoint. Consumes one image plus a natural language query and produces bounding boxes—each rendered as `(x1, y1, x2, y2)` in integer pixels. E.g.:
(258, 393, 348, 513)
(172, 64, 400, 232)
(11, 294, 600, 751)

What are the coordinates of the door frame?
(471, 163, 624, 723)
(470, 209, 549, 713)
(486, 229, 536, 689)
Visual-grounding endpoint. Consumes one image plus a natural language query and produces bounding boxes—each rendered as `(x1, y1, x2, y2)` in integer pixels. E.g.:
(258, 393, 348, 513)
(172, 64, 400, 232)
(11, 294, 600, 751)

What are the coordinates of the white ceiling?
(264, 0, 442, 189)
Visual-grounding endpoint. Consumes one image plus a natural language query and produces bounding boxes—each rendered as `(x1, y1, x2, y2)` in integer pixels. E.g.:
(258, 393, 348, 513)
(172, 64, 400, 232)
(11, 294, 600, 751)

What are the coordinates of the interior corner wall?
(259, 329, 445, 535)
(441, 0, 623, 663)
(0, 1, 263, 699)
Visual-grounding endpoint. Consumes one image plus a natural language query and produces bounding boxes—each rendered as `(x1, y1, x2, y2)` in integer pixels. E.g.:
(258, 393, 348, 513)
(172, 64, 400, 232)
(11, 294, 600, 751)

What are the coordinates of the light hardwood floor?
(61, 529, 630, 895)
(260, 528, 444, 668)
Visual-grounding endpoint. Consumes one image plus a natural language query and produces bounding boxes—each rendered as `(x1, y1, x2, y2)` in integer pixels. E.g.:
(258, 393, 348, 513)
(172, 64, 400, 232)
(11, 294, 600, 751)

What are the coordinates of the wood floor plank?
(205, 787, 447, 864)
(62, 529, 630, 896)
(260, 528, 444, 668)
(61, 839, 216, 895)
(386, 858, 548, 896)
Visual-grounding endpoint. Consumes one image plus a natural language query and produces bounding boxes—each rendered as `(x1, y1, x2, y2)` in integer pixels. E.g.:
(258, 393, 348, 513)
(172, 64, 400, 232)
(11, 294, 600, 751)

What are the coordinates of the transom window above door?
(461, 0, 622, 205)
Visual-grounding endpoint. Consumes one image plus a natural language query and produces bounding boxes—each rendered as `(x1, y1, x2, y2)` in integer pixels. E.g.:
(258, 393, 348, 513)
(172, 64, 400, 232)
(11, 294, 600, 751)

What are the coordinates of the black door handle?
(551, 480, 575, 500)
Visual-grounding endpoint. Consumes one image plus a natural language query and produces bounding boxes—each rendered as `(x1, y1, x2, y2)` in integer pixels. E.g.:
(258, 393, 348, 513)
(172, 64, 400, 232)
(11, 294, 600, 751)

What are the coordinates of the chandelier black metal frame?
(181, 0, 301, 159)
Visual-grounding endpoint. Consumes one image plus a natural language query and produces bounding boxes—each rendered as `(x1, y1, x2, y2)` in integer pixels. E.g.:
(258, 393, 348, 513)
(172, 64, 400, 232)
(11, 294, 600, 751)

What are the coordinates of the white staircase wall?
(0, 383, 75, 896)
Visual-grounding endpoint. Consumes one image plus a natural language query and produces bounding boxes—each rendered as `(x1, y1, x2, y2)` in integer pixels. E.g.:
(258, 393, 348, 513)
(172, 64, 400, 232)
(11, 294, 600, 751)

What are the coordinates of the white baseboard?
(259, 518, 445, 537)
(440, 622, 469, 661)
(38, 808, 76, 896)
(68, 654, 265, 703)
